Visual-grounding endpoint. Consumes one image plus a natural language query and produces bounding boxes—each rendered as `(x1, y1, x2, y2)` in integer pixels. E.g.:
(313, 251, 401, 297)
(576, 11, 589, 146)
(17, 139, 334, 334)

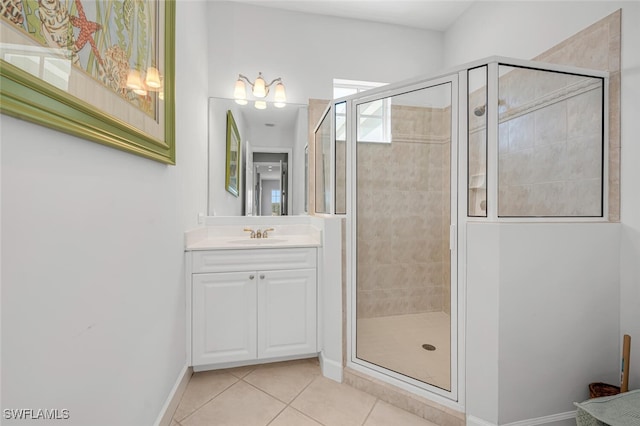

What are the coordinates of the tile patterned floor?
(171, 358, 439, 426)
(357, 312, 451, 390)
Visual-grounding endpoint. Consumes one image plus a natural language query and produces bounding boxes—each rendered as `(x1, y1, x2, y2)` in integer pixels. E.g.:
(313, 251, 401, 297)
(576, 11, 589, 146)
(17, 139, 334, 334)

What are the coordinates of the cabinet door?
(192, 272, 257, 365)
(257, 269, 317, 358)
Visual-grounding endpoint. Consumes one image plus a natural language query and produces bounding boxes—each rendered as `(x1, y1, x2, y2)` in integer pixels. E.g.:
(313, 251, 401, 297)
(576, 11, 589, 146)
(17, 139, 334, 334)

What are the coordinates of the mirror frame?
(225, 110, 241, 197)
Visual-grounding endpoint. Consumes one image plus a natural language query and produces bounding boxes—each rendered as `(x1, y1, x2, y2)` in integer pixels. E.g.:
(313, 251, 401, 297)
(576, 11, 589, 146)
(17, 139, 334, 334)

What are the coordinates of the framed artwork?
(225, 109, 240, 197)
(0, 0, 176, 164)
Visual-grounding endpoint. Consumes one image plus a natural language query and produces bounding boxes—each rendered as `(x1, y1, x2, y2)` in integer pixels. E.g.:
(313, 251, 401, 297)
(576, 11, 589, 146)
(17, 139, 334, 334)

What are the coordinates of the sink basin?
(228, 238, 287, 245)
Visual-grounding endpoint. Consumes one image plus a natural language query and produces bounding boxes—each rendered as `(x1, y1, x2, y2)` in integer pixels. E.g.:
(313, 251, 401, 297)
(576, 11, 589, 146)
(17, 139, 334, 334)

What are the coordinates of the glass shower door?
(354, 78, 456, 395)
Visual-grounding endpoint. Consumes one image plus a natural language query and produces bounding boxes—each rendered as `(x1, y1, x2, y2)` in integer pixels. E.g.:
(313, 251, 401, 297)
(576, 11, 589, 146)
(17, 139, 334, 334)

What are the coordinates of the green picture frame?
(225, 110, 241, 197)
(0, 0, 176, 164)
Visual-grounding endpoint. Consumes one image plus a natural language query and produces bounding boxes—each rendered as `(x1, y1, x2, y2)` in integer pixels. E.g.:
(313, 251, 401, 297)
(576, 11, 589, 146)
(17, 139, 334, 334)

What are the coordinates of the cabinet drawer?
(192, 248, 317, 273)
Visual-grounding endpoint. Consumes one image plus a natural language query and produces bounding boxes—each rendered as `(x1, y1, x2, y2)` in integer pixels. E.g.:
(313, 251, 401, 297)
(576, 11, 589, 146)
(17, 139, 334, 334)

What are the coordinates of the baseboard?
(467, 416, 497, 426)
(153, 365, 192, 426)
(319, 352, 343, 382)
(468, 411, 576, 426)
(503, 411, 575, 426)
(193, 353, 317, 372)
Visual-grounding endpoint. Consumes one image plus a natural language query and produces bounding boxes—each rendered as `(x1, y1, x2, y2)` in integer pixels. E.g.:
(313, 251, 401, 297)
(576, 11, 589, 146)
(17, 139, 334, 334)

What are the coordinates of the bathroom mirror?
(208, 97, 308, 216)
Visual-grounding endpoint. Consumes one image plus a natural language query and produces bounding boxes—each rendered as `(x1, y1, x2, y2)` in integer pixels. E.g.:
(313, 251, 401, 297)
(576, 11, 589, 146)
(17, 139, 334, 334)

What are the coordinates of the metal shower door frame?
(345, 72, 461, 406)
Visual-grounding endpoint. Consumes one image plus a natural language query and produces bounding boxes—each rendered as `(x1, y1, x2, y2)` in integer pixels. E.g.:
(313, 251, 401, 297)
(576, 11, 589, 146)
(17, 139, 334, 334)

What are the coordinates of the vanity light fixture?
(234, 72, 287, 109)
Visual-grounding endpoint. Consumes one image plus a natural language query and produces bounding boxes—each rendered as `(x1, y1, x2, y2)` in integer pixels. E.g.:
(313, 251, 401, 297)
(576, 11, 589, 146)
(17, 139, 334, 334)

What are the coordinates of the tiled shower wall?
(467, 10, 620, 219)
(534, 10, 620, 220)
(467, 69, 604, 217)
(497, 72, 603, 216)
(356, 105, 451, 318)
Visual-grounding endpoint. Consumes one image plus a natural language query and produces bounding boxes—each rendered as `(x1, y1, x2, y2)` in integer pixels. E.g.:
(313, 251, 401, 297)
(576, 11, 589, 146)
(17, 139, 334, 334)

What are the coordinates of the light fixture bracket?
(237, 72, 282, 97)
(234, 72, 286, 108)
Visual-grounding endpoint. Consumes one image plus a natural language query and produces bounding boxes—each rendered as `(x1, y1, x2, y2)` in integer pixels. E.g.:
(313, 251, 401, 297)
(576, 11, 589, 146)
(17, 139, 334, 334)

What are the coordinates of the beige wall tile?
(534, 9, 620, 221)
(357, 105, 451, 318)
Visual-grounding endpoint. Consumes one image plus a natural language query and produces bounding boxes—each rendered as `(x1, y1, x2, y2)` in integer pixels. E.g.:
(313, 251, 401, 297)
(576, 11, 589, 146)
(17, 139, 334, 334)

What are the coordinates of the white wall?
(498, 224, 620, 423)
(446, 1, 640, 423)
(466, 224, 620, 425)
(0, 2, 209, 425)
(443, 2, 631, 68)
(207, 2, 444, 104)
(466, 224, 500, 424)
(617, 0, 640, 397)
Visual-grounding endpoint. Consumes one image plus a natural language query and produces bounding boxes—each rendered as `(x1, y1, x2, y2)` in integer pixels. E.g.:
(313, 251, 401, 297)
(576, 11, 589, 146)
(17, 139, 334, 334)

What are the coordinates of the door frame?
(245, 146, 293, 216)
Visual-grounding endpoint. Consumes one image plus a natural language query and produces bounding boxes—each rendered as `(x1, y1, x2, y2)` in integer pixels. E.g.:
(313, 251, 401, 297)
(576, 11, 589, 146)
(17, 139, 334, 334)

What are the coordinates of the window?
(357, 99, 391, 143)
(271, 190, 281, 215)
(271, 189, 281, 204)
(333, 78, 386, 99)
(334, 79, 391, 144)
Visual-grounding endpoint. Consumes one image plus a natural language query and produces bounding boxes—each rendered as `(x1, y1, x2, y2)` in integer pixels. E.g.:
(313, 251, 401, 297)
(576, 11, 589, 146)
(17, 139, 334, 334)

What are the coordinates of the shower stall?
(313, 56, 607, 406)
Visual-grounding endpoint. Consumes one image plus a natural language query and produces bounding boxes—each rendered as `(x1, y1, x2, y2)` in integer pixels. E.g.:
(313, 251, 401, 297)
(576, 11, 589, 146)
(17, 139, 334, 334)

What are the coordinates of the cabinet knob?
(260, 274, 265, 279)
(249, 275, 255, 280)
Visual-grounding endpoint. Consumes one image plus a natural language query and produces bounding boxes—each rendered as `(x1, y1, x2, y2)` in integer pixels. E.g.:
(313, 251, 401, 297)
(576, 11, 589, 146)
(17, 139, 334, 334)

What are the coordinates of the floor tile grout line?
(285, 375, 328, 426)
(242, 367, 320, 406)
(172, 357, 453, 426)
(264, 401, 288, 426)
(176, 374, 241, 423)
(174, 359, 320, 424)
(290, 405, 330, 426)
(240, 376, 292, 406)
(288, 371, 322, 405)
(252, 373, 327, 426)
(360, 397, 380, 426)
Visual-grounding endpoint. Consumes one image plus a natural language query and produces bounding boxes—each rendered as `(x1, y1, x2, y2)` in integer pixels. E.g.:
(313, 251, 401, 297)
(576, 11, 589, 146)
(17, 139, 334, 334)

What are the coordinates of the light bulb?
(234, 78, 247, 101)
(254, 100, 267, 110)
(253, 73, 266, 98)
(274, 82, 286, 103)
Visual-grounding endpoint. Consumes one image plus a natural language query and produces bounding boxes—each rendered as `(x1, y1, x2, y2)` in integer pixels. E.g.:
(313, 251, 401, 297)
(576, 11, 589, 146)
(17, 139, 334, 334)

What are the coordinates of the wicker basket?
(589, 382, 620, 398)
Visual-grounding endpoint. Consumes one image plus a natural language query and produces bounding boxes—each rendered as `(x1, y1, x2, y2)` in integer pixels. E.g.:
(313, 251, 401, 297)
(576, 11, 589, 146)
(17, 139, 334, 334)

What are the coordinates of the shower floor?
(356, 312, 451, 390)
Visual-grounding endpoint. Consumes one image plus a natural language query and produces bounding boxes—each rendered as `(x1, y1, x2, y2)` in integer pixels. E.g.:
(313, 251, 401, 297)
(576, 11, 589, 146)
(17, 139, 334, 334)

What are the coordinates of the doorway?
(246, 149, 292, 216)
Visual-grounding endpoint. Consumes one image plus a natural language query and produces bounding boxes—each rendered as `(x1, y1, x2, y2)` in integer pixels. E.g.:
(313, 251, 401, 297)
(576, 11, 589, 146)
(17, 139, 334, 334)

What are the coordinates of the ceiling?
(225, 0, 475, 31)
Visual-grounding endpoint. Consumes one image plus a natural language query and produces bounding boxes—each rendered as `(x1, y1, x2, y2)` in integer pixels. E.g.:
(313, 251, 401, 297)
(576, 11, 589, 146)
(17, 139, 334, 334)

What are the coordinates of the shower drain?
(422, 344, 436, 351)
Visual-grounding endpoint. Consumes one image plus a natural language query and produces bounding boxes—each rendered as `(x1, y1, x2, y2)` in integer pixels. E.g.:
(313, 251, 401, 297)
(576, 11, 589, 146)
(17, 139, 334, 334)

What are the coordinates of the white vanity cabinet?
(189, 247, 318, 368)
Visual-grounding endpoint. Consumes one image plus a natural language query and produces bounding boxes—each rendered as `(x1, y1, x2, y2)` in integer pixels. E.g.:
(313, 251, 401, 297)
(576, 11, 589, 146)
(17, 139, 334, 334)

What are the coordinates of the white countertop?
(185, 224, 322, 251)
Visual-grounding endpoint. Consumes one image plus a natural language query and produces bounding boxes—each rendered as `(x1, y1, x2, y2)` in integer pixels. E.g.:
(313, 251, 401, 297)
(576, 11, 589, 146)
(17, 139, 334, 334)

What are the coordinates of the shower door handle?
(449, 225, 456, 251)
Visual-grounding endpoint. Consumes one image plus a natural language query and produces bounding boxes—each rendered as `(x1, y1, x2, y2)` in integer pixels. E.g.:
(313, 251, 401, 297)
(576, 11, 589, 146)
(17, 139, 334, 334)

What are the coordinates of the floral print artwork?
(1, 0, 159, 115)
